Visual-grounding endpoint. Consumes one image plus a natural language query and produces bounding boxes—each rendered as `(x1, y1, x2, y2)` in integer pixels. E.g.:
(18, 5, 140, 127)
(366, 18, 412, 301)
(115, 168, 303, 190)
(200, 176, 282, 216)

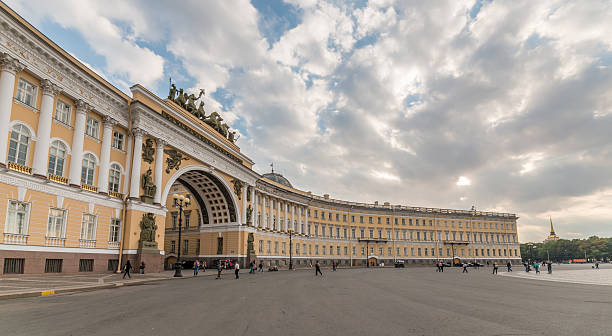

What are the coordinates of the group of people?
(192, 260, 207, 276)
(523, 261, 553, 274)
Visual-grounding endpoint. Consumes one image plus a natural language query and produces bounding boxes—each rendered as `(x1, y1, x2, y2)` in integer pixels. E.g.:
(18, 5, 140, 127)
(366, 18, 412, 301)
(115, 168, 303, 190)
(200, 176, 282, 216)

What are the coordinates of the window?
(329, 245, 333, 255)
(343, 214, 347, 221)
(351, 215, 355, 222)
(322, 245, 326, 255)
(108, 259, 119, 271)
(259, 240, 263, 252)
(274, 241, 278, 254)
(48, 140, 67, 176)
(47, 208, 66, 238)
(171, 213, 177, 229)
(183, 240, 189, 253)
(80, 214, 97, 241)
(8, 124, 31, 165)
(79, 259, 94, 272)
(3, 258, 25, 274)
(369, 217, 373, 224)
(16, 78, 37, 107)
(45, 259, 63, 273)
(361, 247, 365, 255)
(351, 228, 356, 238)
(170, 240, 176, 253)
(369, 229, 374, 238)
(112, 130, 124, 150)
(6, 200, 29, 235)
(360, 228, 364, 238)
(86, 116, 100, 138)
(55, 99, 71, 124)
(184, 212, 191, 228)
(109, 219, 121, 243)
(360, 216, 364, 223)
(109, 164, 122, 193)
(81, 153, 96, 185)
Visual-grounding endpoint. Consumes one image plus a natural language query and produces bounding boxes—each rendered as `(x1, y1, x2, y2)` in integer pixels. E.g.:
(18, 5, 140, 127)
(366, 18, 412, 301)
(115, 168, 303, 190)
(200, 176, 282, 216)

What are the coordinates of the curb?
(0, 274, 202, 301)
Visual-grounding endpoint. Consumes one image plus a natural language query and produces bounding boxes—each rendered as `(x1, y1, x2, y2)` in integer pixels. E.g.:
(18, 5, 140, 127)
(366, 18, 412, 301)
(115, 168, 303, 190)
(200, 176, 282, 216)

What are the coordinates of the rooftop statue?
(168, 84, 239, 143)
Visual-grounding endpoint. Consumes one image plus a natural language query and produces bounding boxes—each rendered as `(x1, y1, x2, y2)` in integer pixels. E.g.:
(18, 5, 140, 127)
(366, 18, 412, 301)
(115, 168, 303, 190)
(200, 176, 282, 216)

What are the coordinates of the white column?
(68, 100, 90, 186)
(284, 201, 288, 232)
(122, 135, 133, 194)
(97, 116, 116, 193)
(242, 184, 248, 225)
(32, 79, 60, 176)
(0, 54, 25, 167)
(129, 128, 145, 199)
(277, 199, 281, 231)
(291, 205, 295, 232)
(305, 207, 309, 235)
(153, 138, 165, 204)
(251, 185, 257, 226)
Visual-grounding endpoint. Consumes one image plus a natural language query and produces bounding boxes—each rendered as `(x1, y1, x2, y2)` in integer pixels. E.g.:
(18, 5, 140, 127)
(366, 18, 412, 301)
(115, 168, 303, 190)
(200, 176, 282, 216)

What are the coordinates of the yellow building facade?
(0, 3, 520, 275)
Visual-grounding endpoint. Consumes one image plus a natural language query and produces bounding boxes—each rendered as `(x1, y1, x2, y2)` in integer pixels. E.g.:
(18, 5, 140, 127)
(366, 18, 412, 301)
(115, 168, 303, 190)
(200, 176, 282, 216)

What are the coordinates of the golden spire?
(549, 216, 555, 234)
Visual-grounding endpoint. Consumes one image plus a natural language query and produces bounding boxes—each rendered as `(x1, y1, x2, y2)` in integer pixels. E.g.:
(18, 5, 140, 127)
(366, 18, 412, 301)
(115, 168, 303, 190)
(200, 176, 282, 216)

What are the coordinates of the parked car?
(468, 262, 484, 268)
(268, 265, 279, 271)
(394, 260, 405, 268)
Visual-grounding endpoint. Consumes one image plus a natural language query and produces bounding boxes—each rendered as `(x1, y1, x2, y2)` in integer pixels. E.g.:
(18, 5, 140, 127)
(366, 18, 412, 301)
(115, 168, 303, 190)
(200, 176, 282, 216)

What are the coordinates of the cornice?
(131, 102, 258, 185)
(0, 13, 129, 127)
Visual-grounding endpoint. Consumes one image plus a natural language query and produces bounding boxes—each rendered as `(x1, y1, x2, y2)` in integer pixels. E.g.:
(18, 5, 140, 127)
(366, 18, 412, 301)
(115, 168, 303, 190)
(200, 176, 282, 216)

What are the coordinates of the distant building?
(544, 217, 560, 242)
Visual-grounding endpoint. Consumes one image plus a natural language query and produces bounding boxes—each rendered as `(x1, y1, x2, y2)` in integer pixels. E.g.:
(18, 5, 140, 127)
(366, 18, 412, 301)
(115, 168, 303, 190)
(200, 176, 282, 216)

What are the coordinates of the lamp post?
(289, 229, 294, 270)
(173, 193, 190, 277)
(527, 243, 535, 263)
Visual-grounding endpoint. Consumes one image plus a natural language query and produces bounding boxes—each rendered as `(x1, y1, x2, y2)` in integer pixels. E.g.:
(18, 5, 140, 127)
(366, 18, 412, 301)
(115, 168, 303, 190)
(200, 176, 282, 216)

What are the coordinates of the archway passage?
(162, 169, 239, 270)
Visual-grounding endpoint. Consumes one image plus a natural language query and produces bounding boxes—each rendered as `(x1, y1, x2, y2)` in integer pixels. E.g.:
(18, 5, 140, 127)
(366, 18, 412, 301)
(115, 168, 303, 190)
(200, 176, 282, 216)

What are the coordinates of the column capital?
(102, 115, 118, 128)
(156, 138, 167, 148)
(132, 127, 146, 138)
(41, 79, 61, 97)
(75, 99, 92, 115)
(0, 53, 26, 75)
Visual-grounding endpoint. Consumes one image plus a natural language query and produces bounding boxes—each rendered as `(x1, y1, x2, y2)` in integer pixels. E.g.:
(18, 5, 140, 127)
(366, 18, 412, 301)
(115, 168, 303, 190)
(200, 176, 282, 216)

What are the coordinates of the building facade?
(0, 3, 520, 275)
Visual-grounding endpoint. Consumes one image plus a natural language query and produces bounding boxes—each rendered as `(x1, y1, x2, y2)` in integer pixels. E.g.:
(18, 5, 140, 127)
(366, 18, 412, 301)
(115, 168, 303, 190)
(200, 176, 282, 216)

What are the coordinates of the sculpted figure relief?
(139, 213, 157, 246)
(164, 148, 190, 173)
(142, 139, 155, 163)
(232, 179, 244, 200)
(141, 168, 156, 200)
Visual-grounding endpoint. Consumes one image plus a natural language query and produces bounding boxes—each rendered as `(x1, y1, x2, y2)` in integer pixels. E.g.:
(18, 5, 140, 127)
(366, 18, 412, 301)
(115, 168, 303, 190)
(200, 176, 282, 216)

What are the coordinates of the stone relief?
(142, 139, 155, 163)
(164, 148, 190, 173)
(141, 169, 156, 203)
(139, 213, 158, 248)
(246, 204, 253, 225)
(232, 179, 244, 200)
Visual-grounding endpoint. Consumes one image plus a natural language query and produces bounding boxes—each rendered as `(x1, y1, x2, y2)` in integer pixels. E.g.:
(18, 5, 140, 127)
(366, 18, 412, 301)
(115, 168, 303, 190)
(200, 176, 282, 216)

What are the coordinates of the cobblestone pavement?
(500, 263, 612, 286)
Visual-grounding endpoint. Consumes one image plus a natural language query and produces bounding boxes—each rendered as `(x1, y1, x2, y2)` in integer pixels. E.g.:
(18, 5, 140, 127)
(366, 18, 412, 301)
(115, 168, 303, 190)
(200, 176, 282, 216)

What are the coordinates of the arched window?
(108, 163, 121, 193)
(8, 124, 31, 165)
(81, 153, 96, 186)
(48, 140, 67, 176)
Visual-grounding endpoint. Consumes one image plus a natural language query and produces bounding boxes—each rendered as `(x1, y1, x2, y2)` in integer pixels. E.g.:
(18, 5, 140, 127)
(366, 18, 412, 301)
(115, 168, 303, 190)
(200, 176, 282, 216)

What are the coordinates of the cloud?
(9, 0, 612, 243)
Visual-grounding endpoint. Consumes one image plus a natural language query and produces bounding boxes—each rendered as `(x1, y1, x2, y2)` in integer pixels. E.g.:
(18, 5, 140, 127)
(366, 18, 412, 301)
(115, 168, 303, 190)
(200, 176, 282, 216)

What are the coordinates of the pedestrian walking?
(332, 261, 337, 271)
(595, 261, 600, 270)
(193, 260, 199, 276)
(202, 260, 206, 272)
(506, 262, 512, 272)
(492, 262, 498, 275)
(259, 261, 264, 272)
(440, 262, 444, 272)
(315, 261, 323, 276)
(547, 262, 552, 274)
(235, 262, 240, 279)
(216, 262, 222, 279)
(123, 260, 132, 279)
(139, 261, 146, 275)
(535, 262, 540, 274)
(462, 263, 468, 273)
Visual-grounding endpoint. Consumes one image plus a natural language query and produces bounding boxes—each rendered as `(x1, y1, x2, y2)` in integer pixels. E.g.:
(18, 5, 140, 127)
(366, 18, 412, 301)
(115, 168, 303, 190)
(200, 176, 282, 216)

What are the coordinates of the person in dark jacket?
(315, 261, 323, 276)
(123, 260, 132, 279)
(506, 262, 512, 272)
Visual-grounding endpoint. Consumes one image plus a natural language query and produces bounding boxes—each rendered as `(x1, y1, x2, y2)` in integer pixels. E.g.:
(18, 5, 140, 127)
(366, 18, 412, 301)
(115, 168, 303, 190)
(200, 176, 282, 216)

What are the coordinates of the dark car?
(394, 260, 405, 268)
(468, 262, 484, 268)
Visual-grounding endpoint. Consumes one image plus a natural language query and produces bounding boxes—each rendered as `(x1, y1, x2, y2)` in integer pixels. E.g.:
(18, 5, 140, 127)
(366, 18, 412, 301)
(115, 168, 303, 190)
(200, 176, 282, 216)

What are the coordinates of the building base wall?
(0, 249, 121, 275)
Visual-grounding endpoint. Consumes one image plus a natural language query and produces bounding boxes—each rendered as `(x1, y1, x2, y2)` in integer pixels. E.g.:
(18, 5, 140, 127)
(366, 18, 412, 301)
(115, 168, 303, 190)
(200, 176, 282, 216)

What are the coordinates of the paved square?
(1, 266, 611, 336)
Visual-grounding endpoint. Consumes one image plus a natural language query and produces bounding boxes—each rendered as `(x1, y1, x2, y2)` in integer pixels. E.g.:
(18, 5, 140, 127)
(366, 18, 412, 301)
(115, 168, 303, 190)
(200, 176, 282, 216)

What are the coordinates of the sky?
(6, 0, 612, 243)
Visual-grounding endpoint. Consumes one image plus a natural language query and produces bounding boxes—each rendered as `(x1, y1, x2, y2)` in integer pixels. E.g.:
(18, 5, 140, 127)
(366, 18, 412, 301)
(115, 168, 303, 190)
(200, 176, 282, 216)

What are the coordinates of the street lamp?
(527, 243, 534, 263)
(173, 193, 191, 277)
(289, 229, 294, 270)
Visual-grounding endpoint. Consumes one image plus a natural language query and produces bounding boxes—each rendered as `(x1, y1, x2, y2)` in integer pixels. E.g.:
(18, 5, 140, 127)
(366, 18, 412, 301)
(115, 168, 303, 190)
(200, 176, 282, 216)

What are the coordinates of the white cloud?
(9, 0, 612, 243)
